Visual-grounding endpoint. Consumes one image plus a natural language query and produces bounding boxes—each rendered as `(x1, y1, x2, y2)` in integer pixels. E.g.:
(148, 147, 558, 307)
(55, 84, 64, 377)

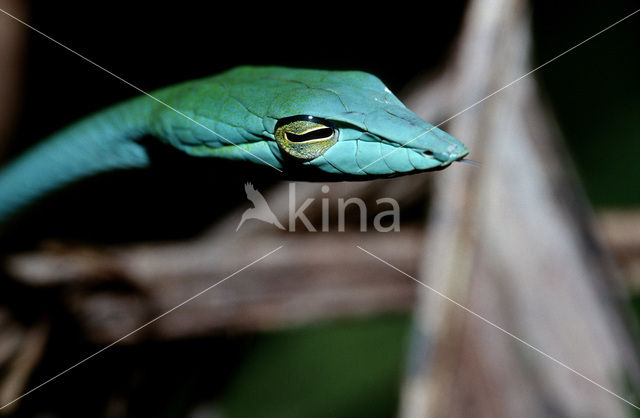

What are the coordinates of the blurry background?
(0, 0, 639, 417)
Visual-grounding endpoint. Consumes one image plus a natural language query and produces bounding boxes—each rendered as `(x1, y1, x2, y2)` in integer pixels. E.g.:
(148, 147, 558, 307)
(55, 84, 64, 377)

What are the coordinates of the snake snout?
(424, 144, 468, 164)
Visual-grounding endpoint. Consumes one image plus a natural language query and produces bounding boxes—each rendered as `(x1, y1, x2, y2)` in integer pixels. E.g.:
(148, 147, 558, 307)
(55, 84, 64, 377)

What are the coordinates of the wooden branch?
(3, 203, 639, 344)
(81, 229, 423, 343)
(398, 0, 640, 417)
(4, 228, 424, 344)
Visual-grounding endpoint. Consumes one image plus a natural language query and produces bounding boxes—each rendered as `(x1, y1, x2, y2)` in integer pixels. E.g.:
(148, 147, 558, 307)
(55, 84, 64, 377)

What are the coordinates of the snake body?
(0, 66, 468, 224)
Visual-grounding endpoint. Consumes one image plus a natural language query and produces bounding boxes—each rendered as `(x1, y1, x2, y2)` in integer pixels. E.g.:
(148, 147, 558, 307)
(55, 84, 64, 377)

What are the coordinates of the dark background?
(1, 1, 639, 417)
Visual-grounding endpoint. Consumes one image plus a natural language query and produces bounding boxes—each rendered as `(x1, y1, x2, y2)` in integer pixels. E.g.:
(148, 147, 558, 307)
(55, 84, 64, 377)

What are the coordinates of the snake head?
(255, 67, 469, 179)
(161, 66, 468, 179)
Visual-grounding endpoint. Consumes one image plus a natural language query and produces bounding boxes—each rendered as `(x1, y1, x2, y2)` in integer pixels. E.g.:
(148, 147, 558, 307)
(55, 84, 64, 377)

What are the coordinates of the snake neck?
(0, 96, 153, 226)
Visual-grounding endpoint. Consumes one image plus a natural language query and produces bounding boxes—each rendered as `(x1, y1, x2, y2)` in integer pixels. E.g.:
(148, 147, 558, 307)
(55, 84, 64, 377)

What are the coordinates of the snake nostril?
(424, 150, 434, 158)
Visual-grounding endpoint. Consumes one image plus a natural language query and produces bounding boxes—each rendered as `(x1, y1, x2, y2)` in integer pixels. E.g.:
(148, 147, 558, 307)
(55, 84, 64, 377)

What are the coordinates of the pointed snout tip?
(455, 145, 470, 161)
(432, 143, 469, 164)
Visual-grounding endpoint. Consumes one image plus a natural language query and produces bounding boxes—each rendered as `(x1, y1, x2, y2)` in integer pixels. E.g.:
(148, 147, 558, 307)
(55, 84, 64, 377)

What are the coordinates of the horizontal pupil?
(286, 128, 333, 143)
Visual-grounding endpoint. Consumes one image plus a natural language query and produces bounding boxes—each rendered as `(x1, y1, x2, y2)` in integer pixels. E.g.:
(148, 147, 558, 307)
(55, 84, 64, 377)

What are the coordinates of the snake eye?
(274, 116, 338, 160)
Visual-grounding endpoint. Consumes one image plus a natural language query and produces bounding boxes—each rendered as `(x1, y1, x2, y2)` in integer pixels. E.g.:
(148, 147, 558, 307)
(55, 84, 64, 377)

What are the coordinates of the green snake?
(0, 66, 468, 226)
